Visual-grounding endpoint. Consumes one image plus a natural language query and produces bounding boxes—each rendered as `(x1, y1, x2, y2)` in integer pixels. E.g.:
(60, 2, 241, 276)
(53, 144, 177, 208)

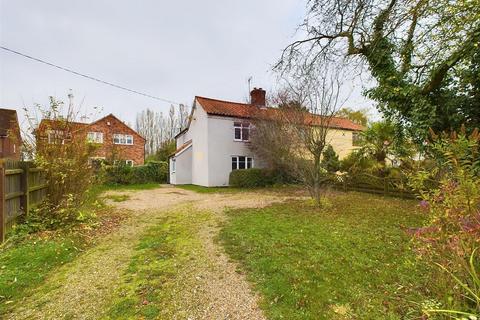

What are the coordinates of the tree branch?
(422, 24, 480, 94)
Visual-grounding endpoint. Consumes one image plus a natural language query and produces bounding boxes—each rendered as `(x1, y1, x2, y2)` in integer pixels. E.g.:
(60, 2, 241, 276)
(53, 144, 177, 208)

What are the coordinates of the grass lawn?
(220, 192, 432, 319)
(0, 183, 129, 315)
(177, 184, 304, 195)
(176, 184, 242, 193)
(0, 234, 87, 314)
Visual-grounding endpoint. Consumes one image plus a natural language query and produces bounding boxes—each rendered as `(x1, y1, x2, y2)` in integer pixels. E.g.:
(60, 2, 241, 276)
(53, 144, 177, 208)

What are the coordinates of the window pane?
(234, 128, 241, 140)
(238, 156, 246, 169)
(231, 157, 237, 170)
(242, 127, 249, 141)
(247, 157, 252, 168)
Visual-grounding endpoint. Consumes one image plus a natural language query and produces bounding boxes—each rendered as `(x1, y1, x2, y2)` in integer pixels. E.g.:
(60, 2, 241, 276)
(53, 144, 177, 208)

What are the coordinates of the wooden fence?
(330, 173, 417, 199)
(0, 160, 47, 242)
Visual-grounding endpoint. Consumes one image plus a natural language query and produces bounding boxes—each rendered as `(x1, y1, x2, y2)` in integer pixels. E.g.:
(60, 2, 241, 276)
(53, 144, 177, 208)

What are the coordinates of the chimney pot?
(250, 88, 266, 108)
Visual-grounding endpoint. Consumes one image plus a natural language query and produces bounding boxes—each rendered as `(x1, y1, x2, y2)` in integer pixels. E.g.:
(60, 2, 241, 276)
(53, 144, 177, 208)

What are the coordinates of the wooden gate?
(0, 160, 47, 242)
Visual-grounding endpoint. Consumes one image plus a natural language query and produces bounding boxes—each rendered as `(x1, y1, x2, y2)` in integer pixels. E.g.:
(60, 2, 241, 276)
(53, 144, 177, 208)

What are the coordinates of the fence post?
(0, 161, 5, 243)
(383, 177, 387, 197)
(20, 162, 30, 218)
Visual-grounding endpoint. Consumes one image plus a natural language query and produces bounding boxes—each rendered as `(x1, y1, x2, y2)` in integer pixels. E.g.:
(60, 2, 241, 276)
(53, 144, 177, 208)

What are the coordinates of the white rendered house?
(169, 88, 363, 187)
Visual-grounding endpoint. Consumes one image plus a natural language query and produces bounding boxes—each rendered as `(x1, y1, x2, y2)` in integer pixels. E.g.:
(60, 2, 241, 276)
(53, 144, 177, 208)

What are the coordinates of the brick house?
(37, 114, 145, 165)
(0, 108, 22, 160)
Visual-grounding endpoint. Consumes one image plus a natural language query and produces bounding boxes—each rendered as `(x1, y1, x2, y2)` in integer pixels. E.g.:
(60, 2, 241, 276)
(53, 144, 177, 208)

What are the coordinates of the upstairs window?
(113, 134, 133, 145)
(47, 130, 70, 144)
(231, 156, 253, 170)
(352, 132, 362, 146)
(87, 132, 103, 144)
(234, 122, 250, 141)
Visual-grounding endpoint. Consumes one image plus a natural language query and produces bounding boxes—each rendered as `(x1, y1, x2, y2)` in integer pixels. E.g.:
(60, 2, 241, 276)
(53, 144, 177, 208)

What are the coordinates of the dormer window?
(234, 122, 250, 141)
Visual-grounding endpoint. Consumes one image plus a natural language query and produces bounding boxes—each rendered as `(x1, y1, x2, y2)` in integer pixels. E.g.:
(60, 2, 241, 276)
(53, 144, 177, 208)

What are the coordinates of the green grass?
(220, 192, 432, 319)
(176, 184, 303, 194)
(176, 184, 241, 193)
(106, 207, 211, 319)
(103, 194, 130, 202)
(0, 235, 86, 314)
(0, 182, 128, 315)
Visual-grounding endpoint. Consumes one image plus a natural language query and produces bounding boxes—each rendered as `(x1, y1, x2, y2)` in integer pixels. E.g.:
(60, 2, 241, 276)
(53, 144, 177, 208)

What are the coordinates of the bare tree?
(251, 61, 346, 205)
(135, 104, 190, 156)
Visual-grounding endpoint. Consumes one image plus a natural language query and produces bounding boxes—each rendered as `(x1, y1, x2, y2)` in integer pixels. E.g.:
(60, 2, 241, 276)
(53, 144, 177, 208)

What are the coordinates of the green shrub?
(321, 145, 340, 172)
(340, 151, 376, 173)
(229, 168, 272, 188)
(104, 161, 168, 185)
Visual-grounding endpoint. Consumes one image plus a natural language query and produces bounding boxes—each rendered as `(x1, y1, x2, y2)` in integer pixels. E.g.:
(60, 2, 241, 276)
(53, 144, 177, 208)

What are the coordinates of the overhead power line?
(0, 45, 180, 105)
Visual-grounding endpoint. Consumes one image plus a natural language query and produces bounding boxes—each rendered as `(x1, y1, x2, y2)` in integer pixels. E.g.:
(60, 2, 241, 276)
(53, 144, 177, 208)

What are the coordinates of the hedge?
(104, 161, 168, 185)
(229, 168, 272, 188)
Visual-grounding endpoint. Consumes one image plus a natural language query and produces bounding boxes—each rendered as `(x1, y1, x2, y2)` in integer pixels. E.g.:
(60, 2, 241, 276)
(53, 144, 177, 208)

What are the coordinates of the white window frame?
(47, 130, 67, 144)
(88, 156, 106, 165)
(171, 158, 176, 173)
(231, 156, 254, 170)
(233, 122, 250, 142)
(87, 131, 104, 144)
(113, 134, 134, 145)
(113, 159, 134, 166)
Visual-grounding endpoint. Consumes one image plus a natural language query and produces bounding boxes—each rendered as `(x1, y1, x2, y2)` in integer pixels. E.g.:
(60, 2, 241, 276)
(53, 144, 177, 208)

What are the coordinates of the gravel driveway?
(7, 185, 291, 320)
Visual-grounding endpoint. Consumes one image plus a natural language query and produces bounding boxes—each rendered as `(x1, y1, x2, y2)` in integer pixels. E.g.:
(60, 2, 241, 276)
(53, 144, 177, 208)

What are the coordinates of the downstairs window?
(231, 156, 253, 170)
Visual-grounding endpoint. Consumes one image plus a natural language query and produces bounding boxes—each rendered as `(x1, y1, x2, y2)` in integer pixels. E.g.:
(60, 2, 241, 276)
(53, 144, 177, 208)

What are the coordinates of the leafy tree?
(321, 145, 340, 172)
(359, 121, 415, 166)
(336, 107, 369, 126)
(360, 121, 396, 164)
(150, 140, 176, 162)
(277, 0, 480, 140)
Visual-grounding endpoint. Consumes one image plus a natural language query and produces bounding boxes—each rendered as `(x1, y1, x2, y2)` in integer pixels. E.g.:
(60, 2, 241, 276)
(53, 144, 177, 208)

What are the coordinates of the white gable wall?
(206, 115, 259, 186)
(189, 103, 209, 186)
(170, 146, 192, 184)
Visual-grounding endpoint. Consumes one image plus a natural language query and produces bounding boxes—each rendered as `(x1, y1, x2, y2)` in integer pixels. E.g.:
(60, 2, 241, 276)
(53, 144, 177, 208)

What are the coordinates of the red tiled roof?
(195, 96, 364, 131)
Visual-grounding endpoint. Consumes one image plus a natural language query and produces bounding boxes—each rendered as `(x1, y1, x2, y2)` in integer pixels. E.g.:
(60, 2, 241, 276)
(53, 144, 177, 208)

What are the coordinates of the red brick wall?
(36, 115, 145, 165)
(87, 114, 145, 165)
(0, 136, 21, 160)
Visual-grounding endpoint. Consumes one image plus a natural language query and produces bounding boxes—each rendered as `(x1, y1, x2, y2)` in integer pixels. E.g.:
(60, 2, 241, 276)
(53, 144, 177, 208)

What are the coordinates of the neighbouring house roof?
(0, 108, 22, 139)
(37, 114, 146, 141)
(171, 139, 192, 157)
(38, 118, 89, 132)
(195, 96, 364, 131)
(90, 114, 146, 141)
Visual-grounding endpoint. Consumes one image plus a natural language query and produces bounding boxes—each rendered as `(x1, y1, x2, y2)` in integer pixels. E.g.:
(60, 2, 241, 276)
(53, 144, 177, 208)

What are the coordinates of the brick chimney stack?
(250, 87, 266, 108)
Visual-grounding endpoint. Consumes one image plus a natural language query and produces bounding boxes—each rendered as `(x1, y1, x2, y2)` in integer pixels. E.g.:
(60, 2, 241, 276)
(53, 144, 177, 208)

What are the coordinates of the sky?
(0, 0, 375, 130)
